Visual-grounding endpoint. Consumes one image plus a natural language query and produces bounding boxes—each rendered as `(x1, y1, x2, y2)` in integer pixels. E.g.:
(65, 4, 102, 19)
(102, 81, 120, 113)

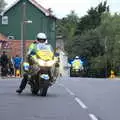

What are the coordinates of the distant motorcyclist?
(71, 56, 83, 70)
(16, 32, 48, 94)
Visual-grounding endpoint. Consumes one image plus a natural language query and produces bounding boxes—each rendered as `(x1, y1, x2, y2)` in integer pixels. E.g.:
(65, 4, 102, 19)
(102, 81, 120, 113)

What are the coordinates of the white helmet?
(37, 33, 47, 40)
(75, 56, 79, 59)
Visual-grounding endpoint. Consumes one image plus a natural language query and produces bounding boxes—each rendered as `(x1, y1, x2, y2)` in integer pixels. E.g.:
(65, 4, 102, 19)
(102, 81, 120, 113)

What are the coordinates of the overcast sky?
(5, 0, 120, 18)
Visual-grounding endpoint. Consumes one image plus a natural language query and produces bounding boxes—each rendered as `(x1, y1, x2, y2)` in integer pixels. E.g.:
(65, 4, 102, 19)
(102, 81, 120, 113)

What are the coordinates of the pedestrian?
(13, 55, 22, 77)
(8, 56, 14, 77)
(0, 51, 9, 78)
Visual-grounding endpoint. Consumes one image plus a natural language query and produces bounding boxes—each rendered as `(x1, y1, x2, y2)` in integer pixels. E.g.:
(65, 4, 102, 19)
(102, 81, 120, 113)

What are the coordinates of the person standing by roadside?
(8, 56, 14, 77)
(13, 55, 22, 77)
(0, 51, 9, 78)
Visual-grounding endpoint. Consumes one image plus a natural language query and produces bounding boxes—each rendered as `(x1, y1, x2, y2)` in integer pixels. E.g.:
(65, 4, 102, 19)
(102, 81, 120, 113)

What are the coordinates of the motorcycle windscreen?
(36, 45, 54, 61)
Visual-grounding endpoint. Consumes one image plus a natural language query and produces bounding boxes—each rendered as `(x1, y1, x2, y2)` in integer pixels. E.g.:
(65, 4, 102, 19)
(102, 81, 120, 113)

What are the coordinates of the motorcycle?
(70, 63, 84, 77)
(23, 44, 59, 96)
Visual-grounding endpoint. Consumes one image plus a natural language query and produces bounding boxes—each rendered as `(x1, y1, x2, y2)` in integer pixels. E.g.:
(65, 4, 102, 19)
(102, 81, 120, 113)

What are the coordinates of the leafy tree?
(56, 10, 79, 52)
(76, 1, 109, 34)
(71, 29, 104, 58)
(81, 13, 120, 77)
(56, 1, 120, 77)
(97, 13, 120, 74)
(69, 12, 120, 77)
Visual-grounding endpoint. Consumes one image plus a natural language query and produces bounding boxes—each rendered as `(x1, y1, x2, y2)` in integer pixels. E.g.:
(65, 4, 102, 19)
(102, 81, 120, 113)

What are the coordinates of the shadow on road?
(16, 92, 59, 98)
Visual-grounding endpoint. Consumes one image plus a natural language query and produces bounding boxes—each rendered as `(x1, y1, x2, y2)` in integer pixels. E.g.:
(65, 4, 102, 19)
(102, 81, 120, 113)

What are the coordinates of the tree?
(76, 1, 109, 34)
(81, 13, 120, 77)
(70, 12, 120, 77)
(56, 10, 79, 52)
(56, 1, 120, 77)
(71, 29, 104, 58)
(97, 13, 120, 73)
(0, 0, 6, 13)
(56, 1, 109, 59)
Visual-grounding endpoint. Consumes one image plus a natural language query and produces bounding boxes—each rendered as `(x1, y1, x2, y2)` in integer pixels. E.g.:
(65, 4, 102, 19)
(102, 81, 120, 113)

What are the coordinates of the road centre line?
(58, 83, 99, 120)
(65, 87, 75, 96)
(75, 97, 88, 109)
(89, 114, 98, 120)
(59, 84, 88, 109)
(59, 84, 75, 96)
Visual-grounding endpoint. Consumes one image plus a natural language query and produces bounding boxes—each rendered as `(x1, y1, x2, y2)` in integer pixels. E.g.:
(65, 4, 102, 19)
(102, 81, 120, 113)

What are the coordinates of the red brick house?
(0, 35, 33, 57)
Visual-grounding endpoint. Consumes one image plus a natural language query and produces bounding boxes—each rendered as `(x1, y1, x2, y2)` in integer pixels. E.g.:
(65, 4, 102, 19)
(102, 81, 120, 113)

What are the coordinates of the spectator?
(0, 51, 8, 78)
(8, 56, 14, 77)
(13, 55, 22, 77)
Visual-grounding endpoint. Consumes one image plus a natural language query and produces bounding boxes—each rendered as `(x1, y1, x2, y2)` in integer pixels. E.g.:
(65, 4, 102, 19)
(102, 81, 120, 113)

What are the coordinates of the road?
(0, 77, 120, 120)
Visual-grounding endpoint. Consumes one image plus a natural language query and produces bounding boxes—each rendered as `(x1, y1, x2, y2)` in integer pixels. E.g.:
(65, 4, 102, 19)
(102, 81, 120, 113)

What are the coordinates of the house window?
(2, 16, 8, 25)
(8, 36, 15, 40)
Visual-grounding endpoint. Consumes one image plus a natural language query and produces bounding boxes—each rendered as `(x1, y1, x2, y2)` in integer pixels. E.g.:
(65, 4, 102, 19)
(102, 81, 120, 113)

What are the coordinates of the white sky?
(5, 0, 120, 18)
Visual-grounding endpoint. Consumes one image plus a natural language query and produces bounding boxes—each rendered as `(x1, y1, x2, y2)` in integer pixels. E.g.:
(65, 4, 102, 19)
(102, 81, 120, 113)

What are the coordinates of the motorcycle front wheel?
(40, 87, 48, 96)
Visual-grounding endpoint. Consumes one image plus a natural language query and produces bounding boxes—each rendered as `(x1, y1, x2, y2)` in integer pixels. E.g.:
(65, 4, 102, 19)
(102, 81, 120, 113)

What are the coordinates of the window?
(2, 16, 8, 25)
(8, 36, 15, 40)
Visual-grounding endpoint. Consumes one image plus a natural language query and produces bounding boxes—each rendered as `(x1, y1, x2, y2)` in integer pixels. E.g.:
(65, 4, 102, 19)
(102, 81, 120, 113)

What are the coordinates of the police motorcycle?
(23, 44, 59, 96)
(70, 60, 84, 77)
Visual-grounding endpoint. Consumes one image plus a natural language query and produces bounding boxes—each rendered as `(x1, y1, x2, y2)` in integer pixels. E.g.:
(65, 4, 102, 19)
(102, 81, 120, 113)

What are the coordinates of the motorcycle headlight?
(38, 59, 45, 66)
(46, 60, 55, 67)
(37, 59, 55, 67)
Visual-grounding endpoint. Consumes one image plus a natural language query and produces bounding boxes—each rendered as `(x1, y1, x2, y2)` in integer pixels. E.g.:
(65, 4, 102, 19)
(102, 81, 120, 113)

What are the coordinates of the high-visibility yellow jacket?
(27, 43, 37, 55)
(72, 59, 82, 69)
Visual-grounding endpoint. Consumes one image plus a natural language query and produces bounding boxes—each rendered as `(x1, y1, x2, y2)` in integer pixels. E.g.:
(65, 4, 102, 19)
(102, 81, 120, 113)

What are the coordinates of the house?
(0, 0, 56, 56)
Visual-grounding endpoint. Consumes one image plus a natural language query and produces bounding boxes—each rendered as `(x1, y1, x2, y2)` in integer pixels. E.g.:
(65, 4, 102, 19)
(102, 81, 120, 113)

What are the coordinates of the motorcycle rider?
(71, 56, 83, 70)
(16, 32, 48, 94)
(27, 39, 38, 55)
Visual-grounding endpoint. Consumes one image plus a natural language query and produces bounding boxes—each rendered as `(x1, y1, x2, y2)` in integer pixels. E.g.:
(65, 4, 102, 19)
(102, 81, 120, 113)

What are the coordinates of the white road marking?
(58, 83, 98, 120)
(65, 88, 75, 96)
(59, 84, 88, 109)
(59, 84, 75, 96)
(89, 114, 98, 120)
(75, 97, 88, 109)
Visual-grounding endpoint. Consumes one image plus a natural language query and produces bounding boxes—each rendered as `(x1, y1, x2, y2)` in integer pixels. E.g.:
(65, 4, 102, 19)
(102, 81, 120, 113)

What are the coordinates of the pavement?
(0, 77, 120, 120)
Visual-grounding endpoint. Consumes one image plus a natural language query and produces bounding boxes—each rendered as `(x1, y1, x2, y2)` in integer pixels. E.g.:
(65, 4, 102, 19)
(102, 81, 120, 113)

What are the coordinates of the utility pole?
(21, 2, 26, 62)
(105, 37, 107, 78)
(21, 2, 32, 76)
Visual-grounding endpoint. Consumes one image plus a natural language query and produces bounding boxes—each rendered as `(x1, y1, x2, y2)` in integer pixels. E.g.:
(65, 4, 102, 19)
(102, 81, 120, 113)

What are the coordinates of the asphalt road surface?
(0, 77, 120, 120)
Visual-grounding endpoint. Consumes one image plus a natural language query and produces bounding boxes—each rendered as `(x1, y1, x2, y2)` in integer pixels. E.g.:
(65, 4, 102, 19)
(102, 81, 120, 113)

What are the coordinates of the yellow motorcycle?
(23, 44, 58, 96)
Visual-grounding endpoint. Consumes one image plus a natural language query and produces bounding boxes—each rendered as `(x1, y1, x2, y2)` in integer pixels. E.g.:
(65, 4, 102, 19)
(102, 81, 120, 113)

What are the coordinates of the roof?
(0, 0, 54, 17)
